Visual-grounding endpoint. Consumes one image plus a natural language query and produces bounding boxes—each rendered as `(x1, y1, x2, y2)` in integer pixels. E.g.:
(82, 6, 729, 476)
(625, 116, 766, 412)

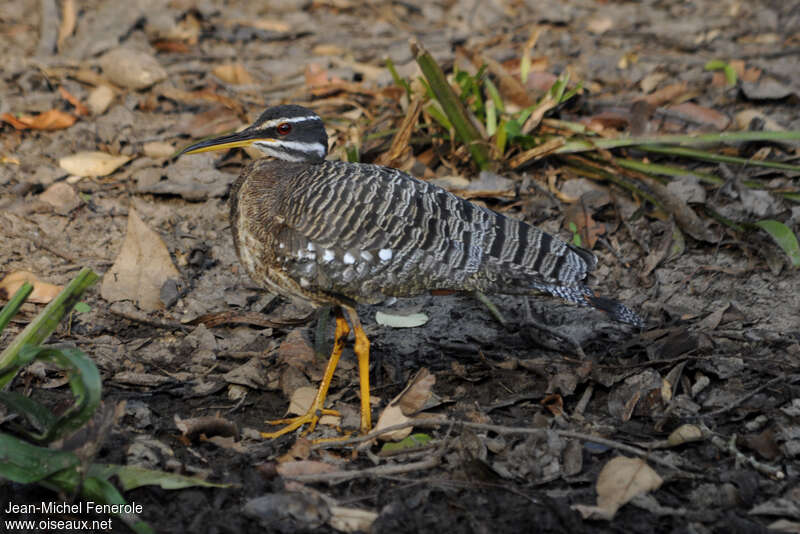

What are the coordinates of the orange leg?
(344, 307, 372, 434)
(261, 310, 350, 439)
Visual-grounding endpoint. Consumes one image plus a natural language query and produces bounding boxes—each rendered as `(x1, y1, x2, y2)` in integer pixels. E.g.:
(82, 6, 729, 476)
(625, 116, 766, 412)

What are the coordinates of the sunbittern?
(181, 105, 642, 438)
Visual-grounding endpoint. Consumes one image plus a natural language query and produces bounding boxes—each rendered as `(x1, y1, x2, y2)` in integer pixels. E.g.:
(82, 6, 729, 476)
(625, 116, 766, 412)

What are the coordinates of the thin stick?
(312, 417, 695, 475)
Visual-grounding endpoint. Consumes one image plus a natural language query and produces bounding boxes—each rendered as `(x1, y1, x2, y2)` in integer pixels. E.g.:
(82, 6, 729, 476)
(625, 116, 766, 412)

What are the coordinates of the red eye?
(277, 122, 292, 135)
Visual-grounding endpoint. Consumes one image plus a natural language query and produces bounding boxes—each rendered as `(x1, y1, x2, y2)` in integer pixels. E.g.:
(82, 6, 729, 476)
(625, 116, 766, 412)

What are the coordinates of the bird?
(180, 104, 643, 439)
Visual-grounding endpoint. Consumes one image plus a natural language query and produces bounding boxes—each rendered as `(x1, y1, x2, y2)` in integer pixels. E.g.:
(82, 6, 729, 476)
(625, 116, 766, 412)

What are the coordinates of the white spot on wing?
(379, 248, 393, 261)
(322, 249, 334, 263)
(343, 252, 355, 264)
(307, 242, 315, 251)
(300, 277, 310, 288)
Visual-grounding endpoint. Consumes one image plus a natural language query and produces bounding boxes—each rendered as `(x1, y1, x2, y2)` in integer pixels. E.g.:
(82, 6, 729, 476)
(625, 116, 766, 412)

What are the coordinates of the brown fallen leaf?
(572, 456, 663, 520)
(277, 329, 316, 370)
(152, 40, 192, 53)
(99, 48, 167, 90)
(0, 271, 63, 303)
(276, 460, 338, 478)
(563, 202, 605, 250)
(277, 438, 312, 464)
(230, 18, 290, 33)
(374, 368, 435, 441)
(641, 82, 688, 106)
(87, 85, 115, 115)
(57, 0, 76, 50)
(59, 151, 130, 177)
(1, 109, 77, 131)
(286, 386, 340, 427)
(39, 182, 83, 214)
(375, 98, 422, 168)
(212, 63, 256, 85)
(173, 105, 243, 138)
(667, 102, 730, 131)
(329, 506, 378, 533)
(100, 208, 182, 312)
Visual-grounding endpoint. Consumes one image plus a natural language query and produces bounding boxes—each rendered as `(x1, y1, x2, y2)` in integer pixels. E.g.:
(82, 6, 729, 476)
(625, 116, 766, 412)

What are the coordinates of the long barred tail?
(531, 281, 644, 327)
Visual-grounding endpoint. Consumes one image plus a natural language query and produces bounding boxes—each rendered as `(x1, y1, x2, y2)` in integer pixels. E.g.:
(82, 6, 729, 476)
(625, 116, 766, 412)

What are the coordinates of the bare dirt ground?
(1, 1, 800, 533)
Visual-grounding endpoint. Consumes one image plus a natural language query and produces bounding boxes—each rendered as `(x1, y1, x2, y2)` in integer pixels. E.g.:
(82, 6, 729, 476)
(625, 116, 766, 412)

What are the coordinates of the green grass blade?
(90, 464, 232, 491)
(0, 391, 57, 434)
(755, 220, 800, 267)
(556, 131, 800, 154)
(639, 144, 800, 173)
(615, 157, 800, 202)
(0, 267, 99, 375)
(705, 60, 737, 86)
(411, 39, 491, 170)
(0, 282, 33, 333)
(485, 98, 497, 136)
(46, 467, 155, 534)
(1, 345, 101, 442)
(385, 57, 412, 97)
(0, 432, 79, 483)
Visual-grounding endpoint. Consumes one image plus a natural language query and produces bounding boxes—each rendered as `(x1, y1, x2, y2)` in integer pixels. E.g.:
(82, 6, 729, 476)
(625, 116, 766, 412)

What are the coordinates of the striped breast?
(265, 160, 597, 306)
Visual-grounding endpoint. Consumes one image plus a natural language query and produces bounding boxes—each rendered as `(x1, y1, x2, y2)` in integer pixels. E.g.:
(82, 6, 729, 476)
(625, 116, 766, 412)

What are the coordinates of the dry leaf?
(100, 48, 167, 90)
(142, 141, 175, 159)
(100, 208, 181, 312)
(1, 109, 77, 131)
(667, 424, 704, 447)
(0, 271, 63, 304)
(587, 15, 613, 35)
(87, 85, 114, 115)
(230, 18, 290, 32)
(39, 182, 83, 214)
(374, 311, 429, 328)
(286, 386, 339, 427)
(205, 435, 247, 452)
(374, 368, 435, 441)
(563, 203, 605, 249)
(641, 82, 688, 106)
(277, 438, 312, 463)
(329, 506, 378, 533)
(212, 63, 256, 85)
(573, 456, 663, 520)
(277, 329, 316, 368)
(667, 102, 730, 131)
(59, 151, 130, 177)
(57, 0, 76, 50)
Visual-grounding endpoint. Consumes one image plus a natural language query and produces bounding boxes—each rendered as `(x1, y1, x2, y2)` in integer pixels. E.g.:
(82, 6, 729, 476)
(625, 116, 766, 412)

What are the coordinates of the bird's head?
(180, 105, 328, 163)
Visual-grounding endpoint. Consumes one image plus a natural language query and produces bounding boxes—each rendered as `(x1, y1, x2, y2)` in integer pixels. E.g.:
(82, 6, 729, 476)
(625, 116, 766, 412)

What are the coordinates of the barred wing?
(273, 160, 596, 306)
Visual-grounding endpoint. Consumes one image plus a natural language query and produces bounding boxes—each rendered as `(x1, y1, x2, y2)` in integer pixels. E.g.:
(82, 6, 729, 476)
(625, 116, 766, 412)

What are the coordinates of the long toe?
(260, 408, 341, 439)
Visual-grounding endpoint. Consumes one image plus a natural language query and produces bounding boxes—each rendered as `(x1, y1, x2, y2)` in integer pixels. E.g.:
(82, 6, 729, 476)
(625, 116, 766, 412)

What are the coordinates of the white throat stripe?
(255, 140, 325, 156)
(254, 140, 326, 160)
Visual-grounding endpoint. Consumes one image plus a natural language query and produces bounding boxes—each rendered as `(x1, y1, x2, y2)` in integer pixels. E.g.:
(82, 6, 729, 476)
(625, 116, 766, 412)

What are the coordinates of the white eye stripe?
(259, 116, 322, 129)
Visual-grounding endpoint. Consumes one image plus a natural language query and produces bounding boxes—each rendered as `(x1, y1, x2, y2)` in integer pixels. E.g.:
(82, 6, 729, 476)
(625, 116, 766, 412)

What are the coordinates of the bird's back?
(257, 160, 598, 306)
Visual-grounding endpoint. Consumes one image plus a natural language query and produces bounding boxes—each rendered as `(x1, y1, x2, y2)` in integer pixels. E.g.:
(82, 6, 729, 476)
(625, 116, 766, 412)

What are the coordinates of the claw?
(260, 408, 341, 439)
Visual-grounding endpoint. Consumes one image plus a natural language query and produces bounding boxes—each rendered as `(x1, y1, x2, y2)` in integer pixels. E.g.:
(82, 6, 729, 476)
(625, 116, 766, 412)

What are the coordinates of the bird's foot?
(260, 408, 341, 439)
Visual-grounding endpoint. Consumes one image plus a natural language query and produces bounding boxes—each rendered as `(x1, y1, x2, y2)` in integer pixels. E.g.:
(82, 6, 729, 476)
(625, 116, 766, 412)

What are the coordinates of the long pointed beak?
(179, 130, 275, 156)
